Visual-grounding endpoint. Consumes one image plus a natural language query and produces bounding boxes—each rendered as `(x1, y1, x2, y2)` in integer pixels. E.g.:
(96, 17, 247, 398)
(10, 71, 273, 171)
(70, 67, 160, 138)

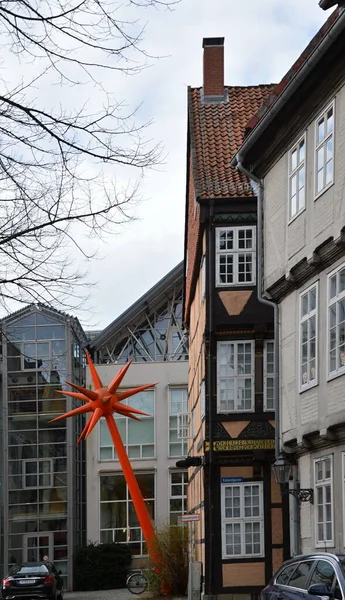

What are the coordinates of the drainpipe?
(235, 162, 280, 460)
(206, 200, 215, 600)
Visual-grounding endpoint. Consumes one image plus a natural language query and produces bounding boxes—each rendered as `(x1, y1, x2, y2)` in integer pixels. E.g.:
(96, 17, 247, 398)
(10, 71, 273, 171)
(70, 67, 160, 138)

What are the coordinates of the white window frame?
(221, 481, 264, 558)
(168, 387, 188, 458)
(217, 341, 255, 413)
(327, 262, 345, 380)
(169, 470, 188, 525)
(263, 340, 275, 411)
(314, 456, 334, 548)
(288, 134, 306, 222)
(23, 458, 53, 489)
(216, 226, 256, 287)
(299, 282, 318, 392)
(315, 100, 335, 199)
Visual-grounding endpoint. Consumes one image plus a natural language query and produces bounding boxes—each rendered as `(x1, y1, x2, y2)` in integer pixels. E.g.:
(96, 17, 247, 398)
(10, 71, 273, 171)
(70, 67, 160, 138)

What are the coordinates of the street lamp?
(272, 453, 314, 504)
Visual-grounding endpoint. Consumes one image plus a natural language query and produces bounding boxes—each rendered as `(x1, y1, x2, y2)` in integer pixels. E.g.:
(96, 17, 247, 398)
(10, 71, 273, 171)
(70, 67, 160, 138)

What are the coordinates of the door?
(23, 532, 53, 562)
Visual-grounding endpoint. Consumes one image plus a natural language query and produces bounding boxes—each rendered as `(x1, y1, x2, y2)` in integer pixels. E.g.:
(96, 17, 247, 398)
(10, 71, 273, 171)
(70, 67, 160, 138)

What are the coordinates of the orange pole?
(105, 415, 160, 568)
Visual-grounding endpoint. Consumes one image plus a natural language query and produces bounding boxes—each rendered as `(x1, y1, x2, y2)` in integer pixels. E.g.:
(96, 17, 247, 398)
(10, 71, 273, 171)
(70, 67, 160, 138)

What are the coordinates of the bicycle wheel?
(127, 573, 148, 595)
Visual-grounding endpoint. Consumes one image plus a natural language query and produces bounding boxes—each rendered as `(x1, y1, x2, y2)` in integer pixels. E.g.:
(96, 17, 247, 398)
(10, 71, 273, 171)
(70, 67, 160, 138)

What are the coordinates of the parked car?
(260, 554, 345, 600)
(1, 561, 63, 600)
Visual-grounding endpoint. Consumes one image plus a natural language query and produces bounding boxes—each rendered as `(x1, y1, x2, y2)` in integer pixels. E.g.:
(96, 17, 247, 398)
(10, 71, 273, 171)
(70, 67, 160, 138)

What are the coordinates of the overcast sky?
(80, 0, 332, 331)
(9, 0, 332, 330)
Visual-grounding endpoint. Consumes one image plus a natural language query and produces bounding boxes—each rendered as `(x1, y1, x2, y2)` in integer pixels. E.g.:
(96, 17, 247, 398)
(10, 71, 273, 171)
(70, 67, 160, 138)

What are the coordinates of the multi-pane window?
(328, 264, 345, 377)
(300, 284, 318, 389)
(100, 472, 155, 556)
(221, 482, 264, 558)
(216, 227, 256, 286)
(289, 136, 306, 220)
(170, 471, 188, 525)
(264, 341, 274, 410)
(217, 341, 254, 413)
(314, 457, 333, 547)
(99, 390, 154, 460)
(315, 102, 334, 196)
(23, 459, 53, 488)
(169, 387, 188, 457)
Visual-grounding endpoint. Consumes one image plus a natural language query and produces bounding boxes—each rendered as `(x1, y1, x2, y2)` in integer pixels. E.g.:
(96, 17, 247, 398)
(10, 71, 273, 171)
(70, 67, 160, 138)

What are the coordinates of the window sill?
(315, 541, 334, 549)
(216, 282, 256, 288)
(314, 180, 334, 202)
(327, 367, 345, 382)
(222, 553, 264, 560)
(288, 207, 306, 225)
(217, 408, 254, 414)
(299, 381, 318, 394)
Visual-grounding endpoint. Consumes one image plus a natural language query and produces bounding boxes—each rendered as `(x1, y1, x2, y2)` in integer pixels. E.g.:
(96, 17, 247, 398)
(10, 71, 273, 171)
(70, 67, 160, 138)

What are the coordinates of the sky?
(2, 0, 334, 330)
(80, 0, 331, 330)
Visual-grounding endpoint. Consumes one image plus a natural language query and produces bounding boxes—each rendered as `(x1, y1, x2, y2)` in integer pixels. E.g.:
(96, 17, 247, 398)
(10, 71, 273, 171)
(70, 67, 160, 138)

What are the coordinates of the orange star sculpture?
(50, 350, 160, 569)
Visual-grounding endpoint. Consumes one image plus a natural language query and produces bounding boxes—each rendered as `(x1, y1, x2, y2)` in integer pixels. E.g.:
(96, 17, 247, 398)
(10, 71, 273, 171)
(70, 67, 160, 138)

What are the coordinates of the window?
(23, 459, 53, 488)
(309, 560, 336, 589)
(328, 264, 345, 377)
(315, 102, 334, 196)
(170, 471, 188, 525)
(216, 227, 256, 286)
(289, 136, 306, 220)
(315, 456, 333, 547)
(264, 340, 274, 410)
(100, 472, 155, 556)
(300, 284, 318, 389)
(275, 563, 298, 586)
(169, 387, 188, 457)
(99, 390, 154, 460)
(288, 561, 314, 589)
(217, 341, 254, 413)
(221, 482, 264, 558)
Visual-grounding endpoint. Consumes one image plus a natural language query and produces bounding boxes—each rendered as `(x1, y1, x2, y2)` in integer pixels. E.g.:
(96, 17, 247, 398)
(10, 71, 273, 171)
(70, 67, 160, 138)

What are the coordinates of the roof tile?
(189, 84, 275, 199)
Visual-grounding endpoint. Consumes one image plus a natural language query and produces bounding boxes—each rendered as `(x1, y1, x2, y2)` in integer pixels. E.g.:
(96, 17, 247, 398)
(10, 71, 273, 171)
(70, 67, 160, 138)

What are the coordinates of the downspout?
(236, 162, 280, 460)
(206, 200, 215, 599)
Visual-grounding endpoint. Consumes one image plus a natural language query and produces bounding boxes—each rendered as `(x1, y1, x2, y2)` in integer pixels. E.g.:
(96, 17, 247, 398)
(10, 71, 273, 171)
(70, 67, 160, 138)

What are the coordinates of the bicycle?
(126, 569, 149, 595)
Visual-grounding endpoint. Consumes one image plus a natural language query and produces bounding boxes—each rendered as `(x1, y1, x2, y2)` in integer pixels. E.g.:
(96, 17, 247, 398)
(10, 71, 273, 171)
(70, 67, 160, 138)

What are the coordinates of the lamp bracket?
(288, 488, 314, 504)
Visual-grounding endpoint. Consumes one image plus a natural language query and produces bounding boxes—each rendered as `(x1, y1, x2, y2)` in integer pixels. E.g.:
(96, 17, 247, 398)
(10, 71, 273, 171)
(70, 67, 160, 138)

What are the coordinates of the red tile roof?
(188, 84, 275, 199)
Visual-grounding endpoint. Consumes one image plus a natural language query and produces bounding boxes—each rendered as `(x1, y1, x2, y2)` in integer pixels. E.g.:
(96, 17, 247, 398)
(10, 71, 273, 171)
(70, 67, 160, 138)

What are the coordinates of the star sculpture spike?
(50, 350, 163, 577)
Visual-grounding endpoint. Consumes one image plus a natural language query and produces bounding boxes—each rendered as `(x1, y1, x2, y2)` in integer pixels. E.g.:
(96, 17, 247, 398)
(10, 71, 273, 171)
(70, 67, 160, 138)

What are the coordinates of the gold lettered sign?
(204, 439, 275, 452)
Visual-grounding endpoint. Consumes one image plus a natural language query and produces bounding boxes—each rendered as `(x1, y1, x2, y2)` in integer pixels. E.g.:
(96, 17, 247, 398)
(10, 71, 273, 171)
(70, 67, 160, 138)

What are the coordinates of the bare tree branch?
(0, 0, 178, 313)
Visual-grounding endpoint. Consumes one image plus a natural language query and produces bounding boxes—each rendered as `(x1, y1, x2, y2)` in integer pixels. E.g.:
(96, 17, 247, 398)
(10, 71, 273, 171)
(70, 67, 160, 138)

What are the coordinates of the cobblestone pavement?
(65, 589, 151, 600)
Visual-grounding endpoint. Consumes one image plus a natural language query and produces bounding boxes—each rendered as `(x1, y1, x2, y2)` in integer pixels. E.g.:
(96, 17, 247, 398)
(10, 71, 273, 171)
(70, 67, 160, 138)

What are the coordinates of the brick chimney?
(202, 37, 225, 101)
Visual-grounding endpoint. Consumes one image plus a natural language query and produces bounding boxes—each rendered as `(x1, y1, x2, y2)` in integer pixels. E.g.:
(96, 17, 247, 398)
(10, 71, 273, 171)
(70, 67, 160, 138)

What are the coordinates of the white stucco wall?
(264, 79, 345, 292)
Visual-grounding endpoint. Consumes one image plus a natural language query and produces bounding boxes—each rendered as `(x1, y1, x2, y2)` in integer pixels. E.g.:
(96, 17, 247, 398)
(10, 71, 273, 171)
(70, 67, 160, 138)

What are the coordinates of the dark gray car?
(260, 554, 345, 600)
(1, 561, 64, 600)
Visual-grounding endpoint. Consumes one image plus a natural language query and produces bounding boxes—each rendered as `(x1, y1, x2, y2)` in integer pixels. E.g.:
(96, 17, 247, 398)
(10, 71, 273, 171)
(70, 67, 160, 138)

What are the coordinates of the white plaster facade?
(261, 57, 345, 552)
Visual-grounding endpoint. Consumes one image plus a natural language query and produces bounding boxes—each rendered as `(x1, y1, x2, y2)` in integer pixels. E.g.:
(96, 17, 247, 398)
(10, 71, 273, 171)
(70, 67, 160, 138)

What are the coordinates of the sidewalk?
(65, 589, 187, 600)
(65, 589, 142, 600)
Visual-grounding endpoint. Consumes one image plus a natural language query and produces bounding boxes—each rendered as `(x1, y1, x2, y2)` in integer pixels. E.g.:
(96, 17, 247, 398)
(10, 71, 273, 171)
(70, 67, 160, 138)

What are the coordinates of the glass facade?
(100, 472, 155, 555)
(1, 307, 86, 588)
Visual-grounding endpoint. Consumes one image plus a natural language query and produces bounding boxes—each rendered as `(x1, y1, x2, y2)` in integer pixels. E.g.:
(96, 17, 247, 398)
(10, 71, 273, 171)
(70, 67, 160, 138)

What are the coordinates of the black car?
(260, 553, 345, 600)
(1, 561, 64, 600)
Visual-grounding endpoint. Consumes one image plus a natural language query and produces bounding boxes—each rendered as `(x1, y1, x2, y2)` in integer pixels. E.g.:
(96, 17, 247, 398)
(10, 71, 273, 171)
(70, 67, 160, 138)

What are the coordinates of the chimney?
(202, 37, 226, 102)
